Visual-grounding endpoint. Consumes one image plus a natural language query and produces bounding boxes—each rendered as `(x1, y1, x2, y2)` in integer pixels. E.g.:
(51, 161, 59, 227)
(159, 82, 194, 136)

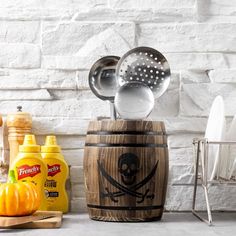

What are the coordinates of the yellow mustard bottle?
(41, 136, 69, 213)
(12, 134, 47, 211)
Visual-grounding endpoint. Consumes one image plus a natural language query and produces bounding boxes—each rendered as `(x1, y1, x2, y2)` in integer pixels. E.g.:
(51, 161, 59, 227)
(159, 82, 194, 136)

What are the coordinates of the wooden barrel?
(83, 120, 168, 222)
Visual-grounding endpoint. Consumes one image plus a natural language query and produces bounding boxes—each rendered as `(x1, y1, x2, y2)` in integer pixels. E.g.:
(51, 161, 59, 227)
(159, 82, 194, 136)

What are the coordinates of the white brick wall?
(0, 0, 236, 212)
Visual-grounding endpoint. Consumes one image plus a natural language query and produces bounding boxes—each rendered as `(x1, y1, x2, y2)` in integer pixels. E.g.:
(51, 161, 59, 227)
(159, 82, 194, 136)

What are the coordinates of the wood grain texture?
(0, 211, 62, 229)
(7, 110, 32, 167)
(87, 120, 166, 133)
(84, 120, 169, 222)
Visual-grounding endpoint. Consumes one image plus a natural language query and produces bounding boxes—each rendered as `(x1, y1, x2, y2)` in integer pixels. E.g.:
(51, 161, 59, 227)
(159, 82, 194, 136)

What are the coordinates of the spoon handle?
(110, 102, 117, 120)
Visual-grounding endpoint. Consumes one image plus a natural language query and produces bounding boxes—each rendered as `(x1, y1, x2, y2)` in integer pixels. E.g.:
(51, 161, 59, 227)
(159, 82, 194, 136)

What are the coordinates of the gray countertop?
(1, 213, 236, 236)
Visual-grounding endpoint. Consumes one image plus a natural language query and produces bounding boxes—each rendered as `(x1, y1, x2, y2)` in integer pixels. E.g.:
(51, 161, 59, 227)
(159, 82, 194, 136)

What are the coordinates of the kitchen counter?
(1, 212, 236, 236)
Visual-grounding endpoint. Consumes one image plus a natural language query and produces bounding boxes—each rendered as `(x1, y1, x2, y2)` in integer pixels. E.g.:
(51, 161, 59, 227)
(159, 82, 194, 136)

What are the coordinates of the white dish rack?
(192, 138, 236, 226)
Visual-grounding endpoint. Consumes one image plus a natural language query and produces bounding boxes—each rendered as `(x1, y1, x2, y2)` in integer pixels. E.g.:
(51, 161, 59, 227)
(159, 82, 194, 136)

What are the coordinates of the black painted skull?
(118, 153, 139, 185)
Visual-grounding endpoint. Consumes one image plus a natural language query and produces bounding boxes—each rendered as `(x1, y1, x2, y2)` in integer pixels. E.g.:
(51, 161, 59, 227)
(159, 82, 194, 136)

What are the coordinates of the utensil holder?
(192, 138, 236, 226)
(83, 120, 169, 222)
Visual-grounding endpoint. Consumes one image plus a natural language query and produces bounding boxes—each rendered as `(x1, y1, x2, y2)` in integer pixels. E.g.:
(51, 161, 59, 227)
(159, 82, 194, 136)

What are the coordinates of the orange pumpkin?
(0, 170, 41, 216)
(0, 115, 2, 127)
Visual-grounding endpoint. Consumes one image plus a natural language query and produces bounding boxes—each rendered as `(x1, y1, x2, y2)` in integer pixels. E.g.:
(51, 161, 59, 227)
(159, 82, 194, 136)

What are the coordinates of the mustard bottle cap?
(41, 135, 61, 153)
(19, 134, 40, 153)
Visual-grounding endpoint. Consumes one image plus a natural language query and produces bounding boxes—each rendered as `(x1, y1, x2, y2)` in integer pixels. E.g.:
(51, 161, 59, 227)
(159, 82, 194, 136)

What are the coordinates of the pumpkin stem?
(8, 170, 17, 183)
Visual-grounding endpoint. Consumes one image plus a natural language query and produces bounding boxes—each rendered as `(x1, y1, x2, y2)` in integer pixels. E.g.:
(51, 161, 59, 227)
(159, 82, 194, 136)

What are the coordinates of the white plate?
(230, 159, 236, 179)
(218, 139, 229, 179)
(226, 116, 236, 179)
(204, 96, 225, 181)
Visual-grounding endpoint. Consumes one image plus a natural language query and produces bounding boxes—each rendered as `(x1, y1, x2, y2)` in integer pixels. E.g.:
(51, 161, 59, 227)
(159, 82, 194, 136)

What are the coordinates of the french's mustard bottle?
(41, 136, 69, 213)
(12, 135, 47, 210)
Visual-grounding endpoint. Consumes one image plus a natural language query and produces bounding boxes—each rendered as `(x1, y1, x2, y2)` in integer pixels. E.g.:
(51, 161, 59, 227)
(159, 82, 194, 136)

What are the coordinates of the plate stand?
(192, 138, 236, 226)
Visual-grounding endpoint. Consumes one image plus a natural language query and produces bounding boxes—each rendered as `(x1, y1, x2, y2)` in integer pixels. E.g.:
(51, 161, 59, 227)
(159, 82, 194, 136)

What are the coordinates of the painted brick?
(162, 117, 207, 134)
(48, 90, 99, 101)
(42, 56, 91, 70)
(74, 8, 196, 23)
(180, 70, 211, 84)
(198, 0, 236, 21)
(70, 197, 87, 213)
(0, 8, 72, 21)
(31, 117, 207, 135)
(0, 44, 40, 68)
(166, 53, 236, 70)
(0, 0, 107, 21)
(0, 90, 52, 100)
(76, 71, 90, 90)
(0, 69, 76, 89)
(168, 133, 203, 148)
(32, 118, 90, 135)
(208, 70, 236, 83)
(180, 83, 236, 116)
(42, 22, 135, 56)
(71, 183, 86, 198)
(62, 149, 84, 166)
(0, 99, 109, 118)
(166, 185, 236, 211)
(151, 88, 179, 117)
(169, 164, 194, 185)
(0, 70, 8, 76)
(0, 0, 107, 9)
(109, 0, 197, 9)
(41, 0, 107, 9)
(150, 73, 180, 117)
(36, 135, 85, 149)
(0, 21, 40, 43)
(169, 147, 194, 165)
(70, 166, 84, 184)
(138, 23, 236, 52)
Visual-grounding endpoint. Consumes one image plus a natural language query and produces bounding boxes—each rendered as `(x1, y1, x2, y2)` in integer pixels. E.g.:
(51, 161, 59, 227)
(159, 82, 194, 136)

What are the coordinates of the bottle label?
(45, 179, 57, 188)
(45, 189, 59, 198)
(47, 164, 61, 177)
(17, 164, 41, 180)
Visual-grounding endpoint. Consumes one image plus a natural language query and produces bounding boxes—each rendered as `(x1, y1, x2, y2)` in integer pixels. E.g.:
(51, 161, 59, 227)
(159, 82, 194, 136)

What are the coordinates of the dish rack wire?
(192, 138, 236, 226)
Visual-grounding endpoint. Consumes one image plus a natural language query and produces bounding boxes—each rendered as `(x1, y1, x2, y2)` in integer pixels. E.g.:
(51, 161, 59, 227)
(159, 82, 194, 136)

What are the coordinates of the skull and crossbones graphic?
(118, 153, 139, 185)
(98, 153, 158, 203)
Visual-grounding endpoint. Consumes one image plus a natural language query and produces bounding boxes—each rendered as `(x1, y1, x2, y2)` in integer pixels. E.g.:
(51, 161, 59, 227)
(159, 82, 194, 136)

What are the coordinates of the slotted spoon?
(116, 46, 171, 99)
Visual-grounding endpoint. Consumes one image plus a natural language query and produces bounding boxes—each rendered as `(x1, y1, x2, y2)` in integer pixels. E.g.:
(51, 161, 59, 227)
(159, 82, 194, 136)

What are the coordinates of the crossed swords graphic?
(97, 160, 159, 203)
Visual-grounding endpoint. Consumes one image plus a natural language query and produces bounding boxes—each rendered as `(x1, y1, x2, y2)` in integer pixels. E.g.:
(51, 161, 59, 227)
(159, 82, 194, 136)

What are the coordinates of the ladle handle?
(110, 102, 117, 120)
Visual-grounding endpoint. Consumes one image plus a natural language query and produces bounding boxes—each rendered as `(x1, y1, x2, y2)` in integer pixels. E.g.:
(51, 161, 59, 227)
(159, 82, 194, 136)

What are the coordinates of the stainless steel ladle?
(89, 56, 120, 120)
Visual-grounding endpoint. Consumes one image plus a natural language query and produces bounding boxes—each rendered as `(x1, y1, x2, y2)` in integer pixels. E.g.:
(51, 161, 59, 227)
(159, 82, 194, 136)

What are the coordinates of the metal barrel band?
(87, 204, 163, 211)
(85, 143, 168, 148)
(87, 131, 167, 135)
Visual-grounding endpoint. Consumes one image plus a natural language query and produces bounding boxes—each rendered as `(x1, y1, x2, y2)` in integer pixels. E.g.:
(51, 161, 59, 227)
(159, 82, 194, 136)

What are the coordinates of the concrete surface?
(1, 212, 236, 236)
